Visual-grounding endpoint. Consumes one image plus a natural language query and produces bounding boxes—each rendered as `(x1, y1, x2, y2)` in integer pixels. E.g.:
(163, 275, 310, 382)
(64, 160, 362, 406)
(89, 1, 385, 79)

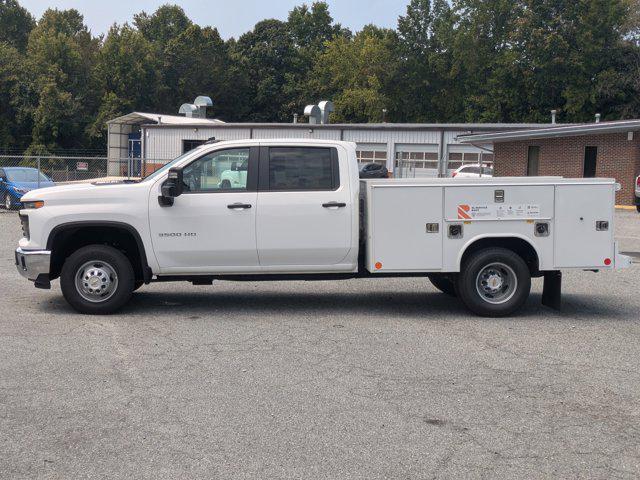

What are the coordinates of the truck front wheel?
(457, 248, 531, 317)
(60, 245, 135, 314)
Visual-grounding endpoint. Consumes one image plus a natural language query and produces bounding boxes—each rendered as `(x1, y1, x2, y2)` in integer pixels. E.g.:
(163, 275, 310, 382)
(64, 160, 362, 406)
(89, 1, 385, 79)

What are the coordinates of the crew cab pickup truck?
(15, 139, 631, 316)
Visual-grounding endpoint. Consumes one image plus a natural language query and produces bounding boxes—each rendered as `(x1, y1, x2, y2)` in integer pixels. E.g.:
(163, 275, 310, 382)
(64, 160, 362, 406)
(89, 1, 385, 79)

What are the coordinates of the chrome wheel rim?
(5, 195, 10, 209)
(475, 262, 517, 305)
(74, 260, 118, 303)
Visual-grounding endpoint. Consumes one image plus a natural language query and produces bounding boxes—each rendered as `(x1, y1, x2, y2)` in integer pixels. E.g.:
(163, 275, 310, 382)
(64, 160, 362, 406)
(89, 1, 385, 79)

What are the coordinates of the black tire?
(456, 247, 531, 317)
(636, 204, 640, 213)
(220, 180, 231, 189)
(133, 280, 144, 291)
(60, 245, 135, 314)
(429, 274, 457, 296)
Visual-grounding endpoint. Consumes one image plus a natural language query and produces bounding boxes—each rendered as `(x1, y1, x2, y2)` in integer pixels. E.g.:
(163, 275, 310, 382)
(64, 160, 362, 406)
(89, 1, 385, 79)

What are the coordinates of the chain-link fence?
(0, 155, 175, 211)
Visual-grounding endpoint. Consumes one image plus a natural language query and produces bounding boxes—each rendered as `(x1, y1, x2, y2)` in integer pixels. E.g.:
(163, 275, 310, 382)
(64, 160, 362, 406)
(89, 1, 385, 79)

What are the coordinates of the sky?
(18, 0, 410, 39)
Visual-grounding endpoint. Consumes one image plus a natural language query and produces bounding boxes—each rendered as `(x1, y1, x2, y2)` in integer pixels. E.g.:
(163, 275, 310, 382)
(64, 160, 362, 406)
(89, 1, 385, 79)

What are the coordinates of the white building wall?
(141, 125, 491, 175)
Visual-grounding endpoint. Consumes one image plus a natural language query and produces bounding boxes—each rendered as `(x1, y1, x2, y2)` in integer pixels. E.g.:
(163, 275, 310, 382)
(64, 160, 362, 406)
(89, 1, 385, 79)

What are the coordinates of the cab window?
(267, 147, 338, 191)
(182, 148, 250, 192)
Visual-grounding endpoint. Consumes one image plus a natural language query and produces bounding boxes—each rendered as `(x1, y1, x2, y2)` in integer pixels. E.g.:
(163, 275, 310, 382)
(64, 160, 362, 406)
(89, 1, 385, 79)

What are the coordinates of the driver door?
(148, 146, 260, 274)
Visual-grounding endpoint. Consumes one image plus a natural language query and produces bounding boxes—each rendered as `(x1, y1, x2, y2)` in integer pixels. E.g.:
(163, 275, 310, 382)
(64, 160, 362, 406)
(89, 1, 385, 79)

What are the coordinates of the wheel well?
(48, 224, 148, 282)
(460, 237, 540, 275)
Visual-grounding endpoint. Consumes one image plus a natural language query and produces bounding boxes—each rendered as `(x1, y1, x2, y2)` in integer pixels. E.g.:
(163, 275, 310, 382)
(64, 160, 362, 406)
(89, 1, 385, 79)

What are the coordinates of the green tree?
(23, 8, 98, 152)
(233, 19, 301, 121)
(88, 24, 160, 143)
(0, 43, 26, 148)
(314, 26, 400, 122)
(163, 24, 237, 118)
(0, 0, 35, 51)
(134, 4, 192, 49)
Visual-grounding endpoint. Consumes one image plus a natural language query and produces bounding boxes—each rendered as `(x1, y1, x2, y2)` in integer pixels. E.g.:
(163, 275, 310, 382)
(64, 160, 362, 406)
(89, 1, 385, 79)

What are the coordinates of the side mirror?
(159, 168, 184, 207)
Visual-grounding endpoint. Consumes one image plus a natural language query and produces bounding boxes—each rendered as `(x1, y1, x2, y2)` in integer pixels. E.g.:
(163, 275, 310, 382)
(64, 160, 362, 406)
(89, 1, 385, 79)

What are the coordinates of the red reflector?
(604, 258, 612, 266)
(451, 172, 457, 177)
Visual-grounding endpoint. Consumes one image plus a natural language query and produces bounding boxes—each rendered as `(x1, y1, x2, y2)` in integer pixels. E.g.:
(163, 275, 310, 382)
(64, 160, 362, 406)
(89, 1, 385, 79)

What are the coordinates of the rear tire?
(636, 204, 640, 213)
(456, 247, 531, 317)
(220, 180, 231, 189)
(60, 245, 135, 314)
(429, 274, 457, 296)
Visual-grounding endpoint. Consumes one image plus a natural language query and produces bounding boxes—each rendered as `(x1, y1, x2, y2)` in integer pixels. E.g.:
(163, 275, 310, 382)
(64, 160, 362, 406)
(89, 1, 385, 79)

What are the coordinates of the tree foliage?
(1, 0, 640, 153)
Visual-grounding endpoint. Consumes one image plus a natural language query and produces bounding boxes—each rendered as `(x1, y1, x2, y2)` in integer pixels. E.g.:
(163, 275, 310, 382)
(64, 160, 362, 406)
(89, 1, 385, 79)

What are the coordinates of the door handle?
(322, 202, 346, 208)
(227, 203, 252, 210)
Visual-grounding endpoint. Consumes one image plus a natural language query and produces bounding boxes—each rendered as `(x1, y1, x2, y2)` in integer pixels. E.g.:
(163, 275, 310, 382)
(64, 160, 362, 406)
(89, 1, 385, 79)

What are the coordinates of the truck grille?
(19, 214, 29, 240)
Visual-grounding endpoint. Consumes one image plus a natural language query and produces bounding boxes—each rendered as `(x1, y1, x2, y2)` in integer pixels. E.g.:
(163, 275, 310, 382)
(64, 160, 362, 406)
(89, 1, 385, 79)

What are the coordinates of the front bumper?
(15, 247, 51, 288)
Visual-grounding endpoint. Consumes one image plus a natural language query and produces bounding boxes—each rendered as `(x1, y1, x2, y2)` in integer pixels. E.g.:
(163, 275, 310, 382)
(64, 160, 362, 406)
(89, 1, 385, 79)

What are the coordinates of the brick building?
(458, 120, 640, 205)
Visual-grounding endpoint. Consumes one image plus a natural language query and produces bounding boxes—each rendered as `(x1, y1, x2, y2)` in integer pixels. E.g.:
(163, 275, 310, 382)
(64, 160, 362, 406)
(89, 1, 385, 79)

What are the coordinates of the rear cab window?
(261, 147, 340, 191)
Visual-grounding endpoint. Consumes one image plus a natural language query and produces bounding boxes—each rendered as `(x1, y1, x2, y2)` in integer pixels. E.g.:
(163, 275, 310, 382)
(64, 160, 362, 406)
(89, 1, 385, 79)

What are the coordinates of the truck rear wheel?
(456, 247, 531, 317)
(60, 245, 135, 314)
(429, 274, 457, 296)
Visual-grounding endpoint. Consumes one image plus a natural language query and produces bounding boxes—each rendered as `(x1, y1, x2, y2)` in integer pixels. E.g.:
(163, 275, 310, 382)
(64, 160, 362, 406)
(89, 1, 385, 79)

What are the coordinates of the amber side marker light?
(375, 262, 383, 270)
(22, 200, 44, 209)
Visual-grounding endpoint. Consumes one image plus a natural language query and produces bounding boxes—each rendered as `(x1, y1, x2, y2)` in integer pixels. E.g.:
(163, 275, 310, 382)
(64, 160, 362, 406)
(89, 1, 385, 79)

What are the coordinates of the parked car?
(15, 139, 631, 317)
(359, 162, 388, 178)
(635, 174, 640, 212)
(0, 167, 55, 210)
(451, 164, 493, 178)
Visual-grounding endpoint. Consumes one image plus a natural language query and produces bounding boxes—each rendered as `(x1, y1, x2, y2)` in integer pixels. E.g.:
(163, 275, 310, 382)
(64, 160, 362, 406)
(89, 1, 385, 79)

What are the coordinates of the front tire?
(60, 245, 135, 314)
(456, 248, 531, 317)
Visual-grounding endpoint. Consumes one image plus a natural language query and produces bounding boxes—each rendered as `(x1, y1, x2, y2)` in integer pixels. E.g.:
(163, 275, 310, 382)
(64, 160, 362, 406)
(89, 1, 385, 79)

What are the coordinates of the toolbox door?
(369, 186, 443, 271)
(554, 184, 614, 268)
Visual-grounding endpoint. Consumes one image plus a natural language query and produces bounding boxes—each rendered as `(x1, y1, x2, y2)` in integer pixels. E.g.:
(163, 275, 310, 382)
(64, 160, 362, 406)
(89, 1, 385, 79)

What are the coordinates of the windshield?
(143, 147, 206, 182)
(6, 168, 51, 183)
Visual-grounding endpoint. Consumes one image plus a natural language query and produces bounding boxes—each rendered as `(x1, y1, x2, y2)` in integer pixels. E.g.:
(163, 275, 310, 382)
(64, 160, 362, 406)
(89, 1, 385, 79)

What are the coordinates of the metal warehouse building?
(106, 112, 548, 178)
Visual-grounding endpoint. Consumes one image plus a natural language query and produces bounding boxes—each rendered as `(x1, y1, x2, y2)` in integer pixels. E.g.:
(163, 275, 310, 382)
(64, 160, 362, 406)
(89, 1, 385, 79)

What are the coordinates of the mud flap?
(542, 271, 562, 311)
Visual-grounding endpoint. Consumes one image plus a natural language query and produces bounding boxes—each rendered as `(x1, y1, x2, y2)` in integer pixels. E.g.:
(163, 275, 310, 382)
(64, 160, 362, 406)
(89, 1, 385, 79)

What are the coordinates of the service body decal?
(457, 204, 540, 220)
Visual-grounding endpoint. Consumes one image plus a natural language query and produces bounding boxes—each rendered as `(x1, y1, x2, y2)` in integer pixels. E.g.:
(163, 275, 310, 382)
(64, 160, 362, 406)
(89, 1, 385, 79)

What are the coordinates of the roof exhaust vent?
(318, 100, 334, 125)
(304, 104, 321, 124)
(179, 96, 213, 118)
(551, 109, 557, 124)
(179, 103, 198, 118)
(595, 113, 601, 123)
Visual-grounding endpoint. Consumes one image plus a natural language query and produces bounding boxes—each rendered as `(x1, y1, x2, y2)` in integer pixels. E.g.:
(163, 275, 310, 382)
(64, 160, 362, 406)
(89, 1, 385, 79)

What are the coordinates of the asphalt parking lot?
(1, 209, 639, 479)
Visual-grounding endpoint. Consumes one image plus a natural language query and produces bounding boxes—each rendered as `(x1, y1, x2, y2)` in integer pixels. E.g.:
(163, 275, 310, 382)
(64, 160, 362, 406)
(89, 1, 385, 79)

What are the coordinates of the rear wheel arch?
(46, 222, 151, 283)
(458, 235, 540, 276)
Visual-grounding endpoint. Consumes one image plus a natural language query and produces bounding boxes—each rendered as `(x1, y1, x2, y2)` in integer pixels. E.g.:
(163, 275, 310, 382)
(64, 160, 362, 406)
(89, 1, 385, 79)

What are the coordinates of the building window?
(584, 146, 597, 177)
(357, 149, 386, 166)
(183, 139, 206, 153)
(527, 146, 540, 176)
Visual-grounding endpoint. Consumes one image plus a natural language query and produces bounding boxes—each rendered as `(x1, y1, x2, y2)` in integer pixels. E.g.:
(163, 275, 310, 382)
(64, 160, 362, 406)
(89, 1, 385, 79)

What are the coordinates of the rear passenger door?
(256, 145, 352, 268)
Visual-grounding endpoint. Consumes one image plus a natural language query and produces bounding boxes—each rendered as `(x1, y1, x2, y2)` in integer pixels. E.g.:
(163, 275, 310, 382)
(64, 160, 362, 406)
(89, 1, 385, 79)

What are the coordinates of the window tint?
(463, 166, 481, 174)
(268, 147, 337, 191)
(182, 148, 250, 192)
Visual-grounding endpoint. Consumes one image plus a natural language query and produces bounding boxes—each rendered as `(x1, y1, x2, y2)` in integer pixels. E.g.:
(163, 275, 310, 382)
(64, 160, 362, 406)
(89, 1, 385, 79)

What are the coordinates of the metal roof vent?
(179, 96, 213, 118)
(318, 100, 334, 124)
(179, 103, 198, 117)
(304, 104, 321, 124)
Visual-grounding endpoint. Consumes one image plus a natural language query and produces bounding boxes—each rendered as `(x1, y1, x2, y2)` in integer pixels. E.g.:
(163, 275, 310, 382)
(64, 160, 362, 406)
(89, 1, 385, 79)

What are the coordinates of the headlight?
(22, 200, 45, 209)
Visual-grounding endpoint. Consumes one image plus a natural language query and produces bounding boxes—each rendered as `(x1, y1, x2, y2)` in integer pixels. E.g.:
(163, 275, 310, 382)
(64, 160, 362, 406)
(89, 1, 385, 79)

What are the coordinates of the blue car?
(0, 167, 55, 210)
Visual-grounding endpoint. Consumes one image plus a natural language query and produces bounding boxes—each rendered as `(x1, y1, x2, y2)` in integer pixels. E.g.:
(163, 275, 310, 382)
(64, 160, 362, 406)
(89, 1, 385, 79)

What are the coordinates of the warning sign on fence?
(76, 162, 88, 171)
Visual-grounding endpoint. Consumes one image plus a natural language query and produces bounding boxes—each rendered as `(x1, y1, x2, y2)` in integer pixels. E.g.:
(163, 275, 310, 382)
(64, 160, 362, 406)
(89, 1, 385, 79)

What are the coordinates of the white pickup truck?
(15, 139, 631, 316)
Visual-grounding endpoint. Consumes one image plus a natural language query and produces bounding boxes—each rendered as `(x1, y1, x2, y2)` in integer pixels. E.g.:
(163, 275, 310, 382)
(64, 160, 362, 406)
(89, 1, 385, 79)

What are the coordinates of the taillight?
(452, 172, 457, 177)
(636, 175, 640, 187)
